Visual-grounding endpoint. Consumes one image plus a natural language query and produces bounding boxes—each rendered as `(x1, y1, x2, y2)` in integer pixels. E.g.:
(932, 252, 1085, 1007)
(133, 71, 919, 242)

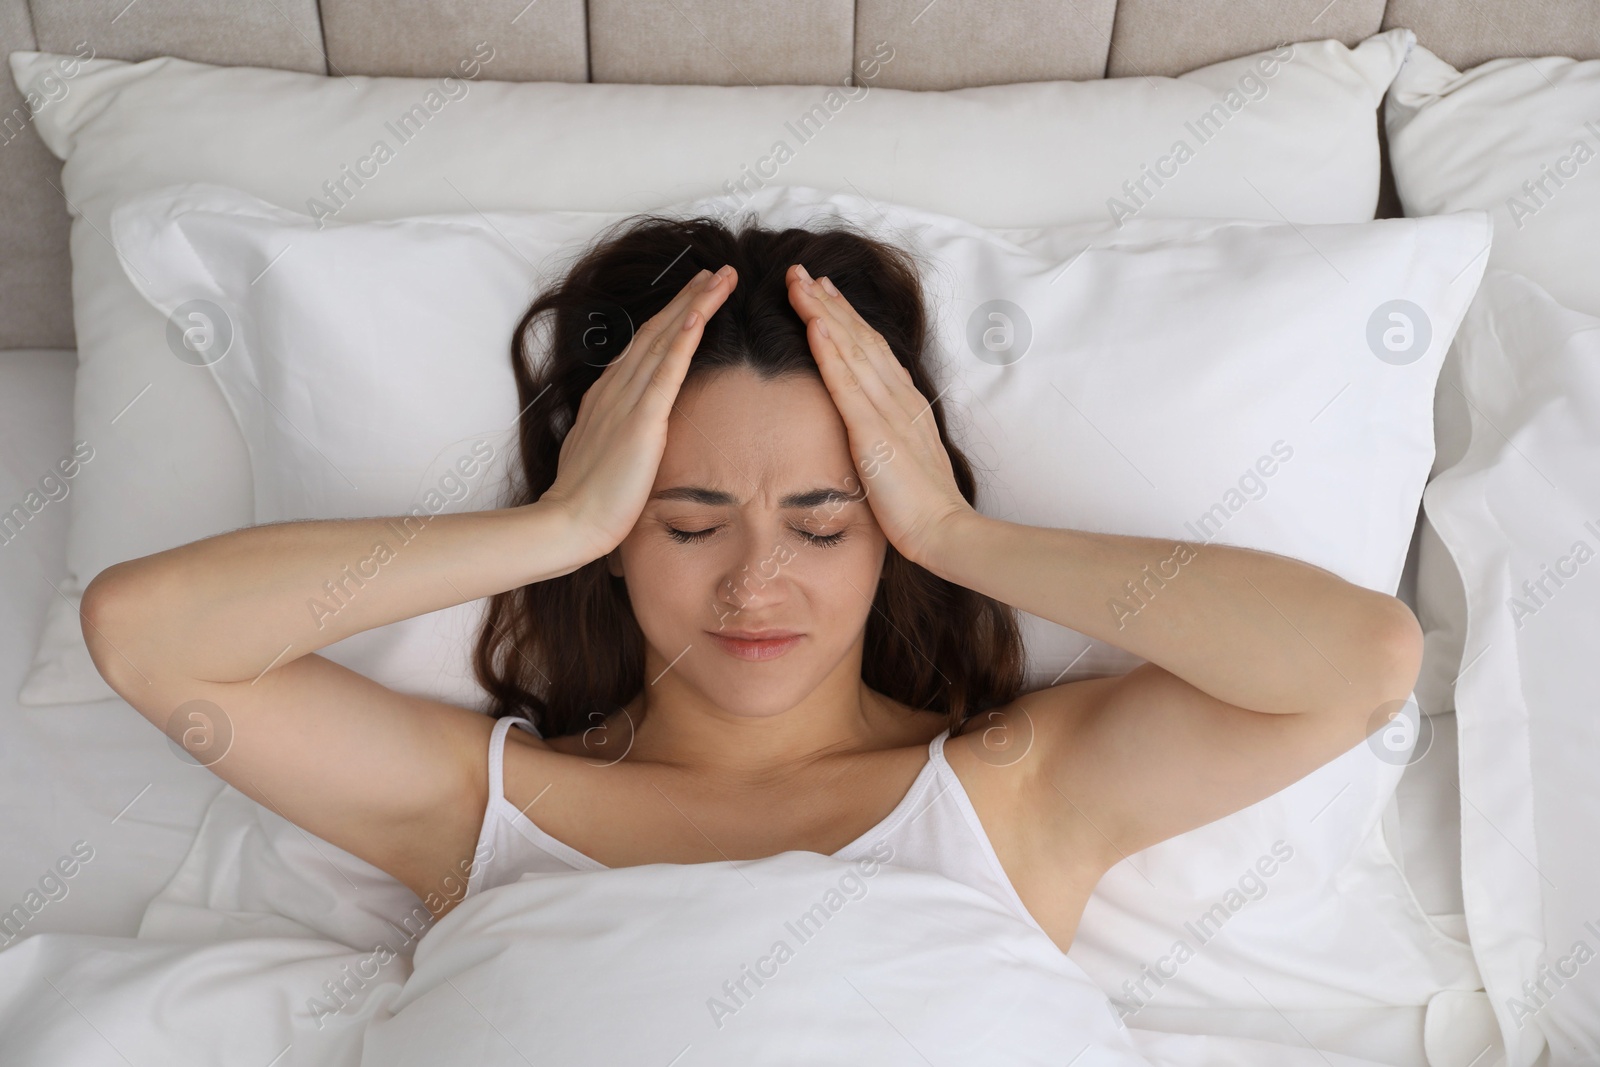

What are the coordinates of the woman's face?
(608, 365, 889, 718)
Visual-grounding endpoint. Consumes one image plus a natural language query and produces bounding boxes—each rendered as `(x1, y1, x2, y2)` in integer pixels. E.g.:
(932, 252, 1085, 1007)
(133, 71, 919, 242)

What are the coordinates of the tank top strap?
(914, 724, 1052, 940)
(487, 714, 542, 803)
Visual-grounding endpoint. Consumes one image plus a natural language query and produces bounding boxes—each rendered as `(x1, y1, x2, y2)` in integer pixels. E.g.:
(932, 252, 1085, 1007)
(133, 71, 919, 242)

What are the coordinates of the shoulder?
(929, 687, 1123, 924)
(946, 678, 1113, 778)
(953, 670, 1166, 870)
(498, 713, 642, 821)
(992, 663, 1382, 866)
(504, 717, 554, 753)
(942, 683, 1120, 872)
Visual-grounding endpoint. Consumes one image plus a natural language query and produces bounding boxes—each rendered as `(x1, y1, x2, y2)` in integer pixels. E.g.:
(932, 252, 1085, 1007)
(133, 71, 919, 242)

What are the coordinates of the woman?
(80, 212, 1420, 956)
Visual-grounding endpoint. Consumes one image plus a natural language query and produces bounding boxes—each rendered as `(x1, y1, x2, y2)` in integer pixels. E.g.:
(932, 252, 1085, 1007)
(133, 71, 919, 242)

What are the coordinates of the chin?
(698, 672, 813, 718)
(643, 626, 839, 714)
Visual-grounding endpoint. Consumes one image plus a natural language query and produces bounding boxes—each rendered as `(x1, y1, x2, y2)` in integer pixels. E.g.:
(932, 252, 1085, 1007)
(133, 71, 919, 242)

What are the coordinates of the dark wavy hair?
(472, 208, 1026, 740)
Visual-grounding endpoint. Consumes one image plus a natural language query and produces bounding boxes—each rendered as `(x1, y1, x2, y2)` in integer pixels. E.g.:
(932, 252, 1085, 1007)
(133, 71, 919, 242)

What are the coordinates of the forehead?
(655, 367, 855, 499)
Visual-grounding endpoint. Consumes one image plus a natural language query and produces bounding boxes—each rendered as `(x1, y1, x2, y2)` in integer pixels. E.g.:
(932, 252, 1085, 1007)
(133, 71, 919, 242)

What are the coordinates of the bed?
(1, 1, 1597, 1064)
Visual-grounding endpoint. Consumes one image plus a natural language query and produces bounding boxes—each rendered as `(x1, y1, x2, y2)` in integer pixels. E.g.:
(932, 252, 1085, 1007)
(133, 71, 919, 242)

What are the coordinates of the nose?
(711, 526, 795, 626)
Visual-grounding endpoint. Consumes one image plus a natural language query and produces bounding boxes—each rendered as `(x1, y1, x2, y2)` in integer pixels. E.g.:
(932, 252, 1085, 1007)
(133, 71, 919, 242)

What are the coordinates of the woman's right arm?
(87, 503, 593, 688)
(81, 262, 737, 916)
(80, 502, 593, 915)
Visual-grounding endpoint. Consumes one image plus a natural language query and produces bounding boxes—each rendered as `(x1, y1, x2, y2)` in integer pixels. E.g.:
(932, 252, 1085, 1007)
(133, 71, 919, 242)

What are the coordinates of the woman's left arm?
(782, 259, 1420, 721)
(919, 515, 1423, 721)
(912, 499, 1424, 870)
(785, 262, 1422, 864)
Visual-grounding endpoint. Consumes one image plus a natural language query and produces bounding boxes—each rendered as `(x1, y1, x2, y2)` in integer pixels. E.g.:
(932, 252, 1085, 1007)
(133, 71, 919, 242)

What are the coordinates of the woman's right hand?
(539, 264, 738, 559)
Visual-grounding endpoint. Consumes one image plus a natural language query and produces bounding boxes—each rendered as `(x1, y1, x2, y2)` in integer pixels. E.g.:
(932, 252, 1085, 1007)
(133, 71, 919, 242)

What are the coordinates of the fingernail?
(694, 268, 712, 284)
(795, 264, 813, 283)
(716, 264, 734, 278)
(820, 276, 840, 297)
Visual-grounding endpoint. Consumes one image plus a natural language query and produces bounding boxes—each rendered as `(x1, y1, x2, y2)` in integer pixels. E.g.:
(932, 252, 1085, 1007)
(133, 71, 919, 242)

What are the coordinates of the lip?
(706, 630, 804, 661)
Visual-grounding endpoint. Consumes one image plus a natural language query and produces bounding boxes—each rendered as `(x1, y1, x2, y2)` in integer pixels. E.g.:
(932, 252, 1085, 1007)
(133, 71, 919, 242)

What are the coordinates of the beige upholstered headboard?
(3, 0, 1598, 352)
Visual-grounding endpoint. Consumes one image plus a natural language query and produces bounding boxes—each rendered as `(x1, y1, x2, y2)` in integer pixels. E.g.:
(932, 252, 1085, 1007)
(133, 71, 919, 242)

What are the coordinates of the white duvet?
(364, 851, 1144, 1065)
(0, 849, 1406, 1067)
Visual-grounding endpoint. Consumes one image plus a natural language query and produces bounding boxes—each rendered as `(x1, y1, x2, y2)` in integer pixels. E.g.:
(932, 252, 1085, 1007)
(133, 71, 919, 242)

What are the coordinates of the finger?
(611, 266, 723, 394)
(786, 266, 898, 415)
(627, 264, 733, 398)
(623, 264, 736, 409)
(802, 310, 897, 453)
(815, 274, 924, 409)
(634, 306, 706, 416)
(786, 266, 923, 423)
(791, 268, 901, 375)
(574, 267, 720, 440)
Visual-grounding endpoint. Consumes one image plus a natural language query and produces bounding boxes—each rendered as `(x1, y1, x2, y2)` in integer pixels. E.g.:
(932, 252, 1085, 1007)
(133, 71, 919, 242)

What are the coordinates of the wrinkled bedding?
(0, 848, 1408, 1066)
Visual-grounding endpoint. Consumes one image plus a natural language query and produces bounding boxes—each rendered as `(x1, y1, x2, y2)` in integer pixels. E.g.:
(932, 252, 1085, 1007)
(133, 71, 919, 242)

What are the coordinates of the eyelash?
(665, 526, 846, 548)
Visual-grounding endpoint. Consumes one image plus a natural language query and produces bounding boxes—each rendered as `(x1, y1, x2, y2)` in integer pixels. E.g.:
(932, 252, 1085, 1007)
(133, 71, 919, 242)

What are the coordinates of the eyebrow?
(649, 485, 863, 509)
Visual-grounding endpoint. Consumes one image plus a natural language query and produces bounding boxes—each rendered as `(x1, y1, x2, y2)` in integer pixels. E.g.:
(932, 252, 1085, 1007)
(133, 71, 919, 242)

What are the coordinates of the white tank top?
(463, 714, 1049, 941)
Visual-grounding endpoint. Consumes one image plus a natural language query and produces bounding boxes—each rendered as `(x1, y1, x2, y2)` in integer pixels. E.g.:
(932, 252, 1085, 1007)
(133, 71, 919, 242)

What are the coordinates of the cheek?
(806, 538, 889, 618)
(618, 542, 745, 641)
(619, 542, 701, 609)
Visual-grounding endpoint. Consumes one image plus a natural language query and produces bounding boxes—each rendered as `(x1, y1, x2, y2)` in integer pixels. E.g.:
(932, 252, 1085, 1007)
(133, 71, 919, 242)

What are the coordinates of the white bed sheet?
(0, 348, 222, 943)
(0, 347, 1490, 1065)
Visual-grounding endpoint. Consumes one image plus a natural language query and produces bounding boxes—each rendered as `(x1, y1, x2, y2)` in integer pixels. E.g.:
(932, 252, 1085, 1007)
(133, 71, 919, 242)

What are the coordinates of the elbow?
(80, 563, 142, 695)
(81, 562, 130, 637)
(1385, 597, 1426, 693)
(1360, 595, 1426, 717)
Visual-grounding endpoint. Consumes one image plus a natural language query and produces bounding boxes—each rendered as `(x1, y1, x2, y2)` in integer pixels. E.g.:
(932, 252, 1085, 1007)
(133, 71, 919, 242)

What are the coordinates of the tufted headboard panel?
(3, 0, 1598, 351)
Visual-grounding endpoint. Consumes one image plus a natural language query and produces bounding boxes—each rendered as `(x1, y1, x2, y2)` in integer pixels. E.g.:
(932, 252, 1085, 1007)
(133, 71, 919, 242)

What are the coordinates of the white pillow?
(1385, 42, 1600, 719)
(1386, 43, 1600, 320)
(112, 180, 1492, 692)
(8, 29, 1418, 703)
(1421, 270, 1600, 1067)
(112, 181, 1493, 1038)
(108, 186, 625, 704)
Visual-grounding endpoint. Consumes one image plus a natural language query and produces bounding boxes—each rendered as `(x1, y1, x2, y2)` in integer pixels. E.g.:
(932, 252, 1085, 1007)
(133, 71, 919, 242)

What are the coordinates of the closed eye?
(664, 525, 846, 548)
(664, 526, 717, 544)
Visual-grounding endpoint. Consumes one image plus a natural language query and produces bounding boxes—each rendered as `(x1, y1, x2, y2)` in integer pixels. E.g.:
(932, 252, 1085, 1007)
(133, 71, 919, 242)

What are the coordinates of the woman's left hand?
(786, 263, 977, 568)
